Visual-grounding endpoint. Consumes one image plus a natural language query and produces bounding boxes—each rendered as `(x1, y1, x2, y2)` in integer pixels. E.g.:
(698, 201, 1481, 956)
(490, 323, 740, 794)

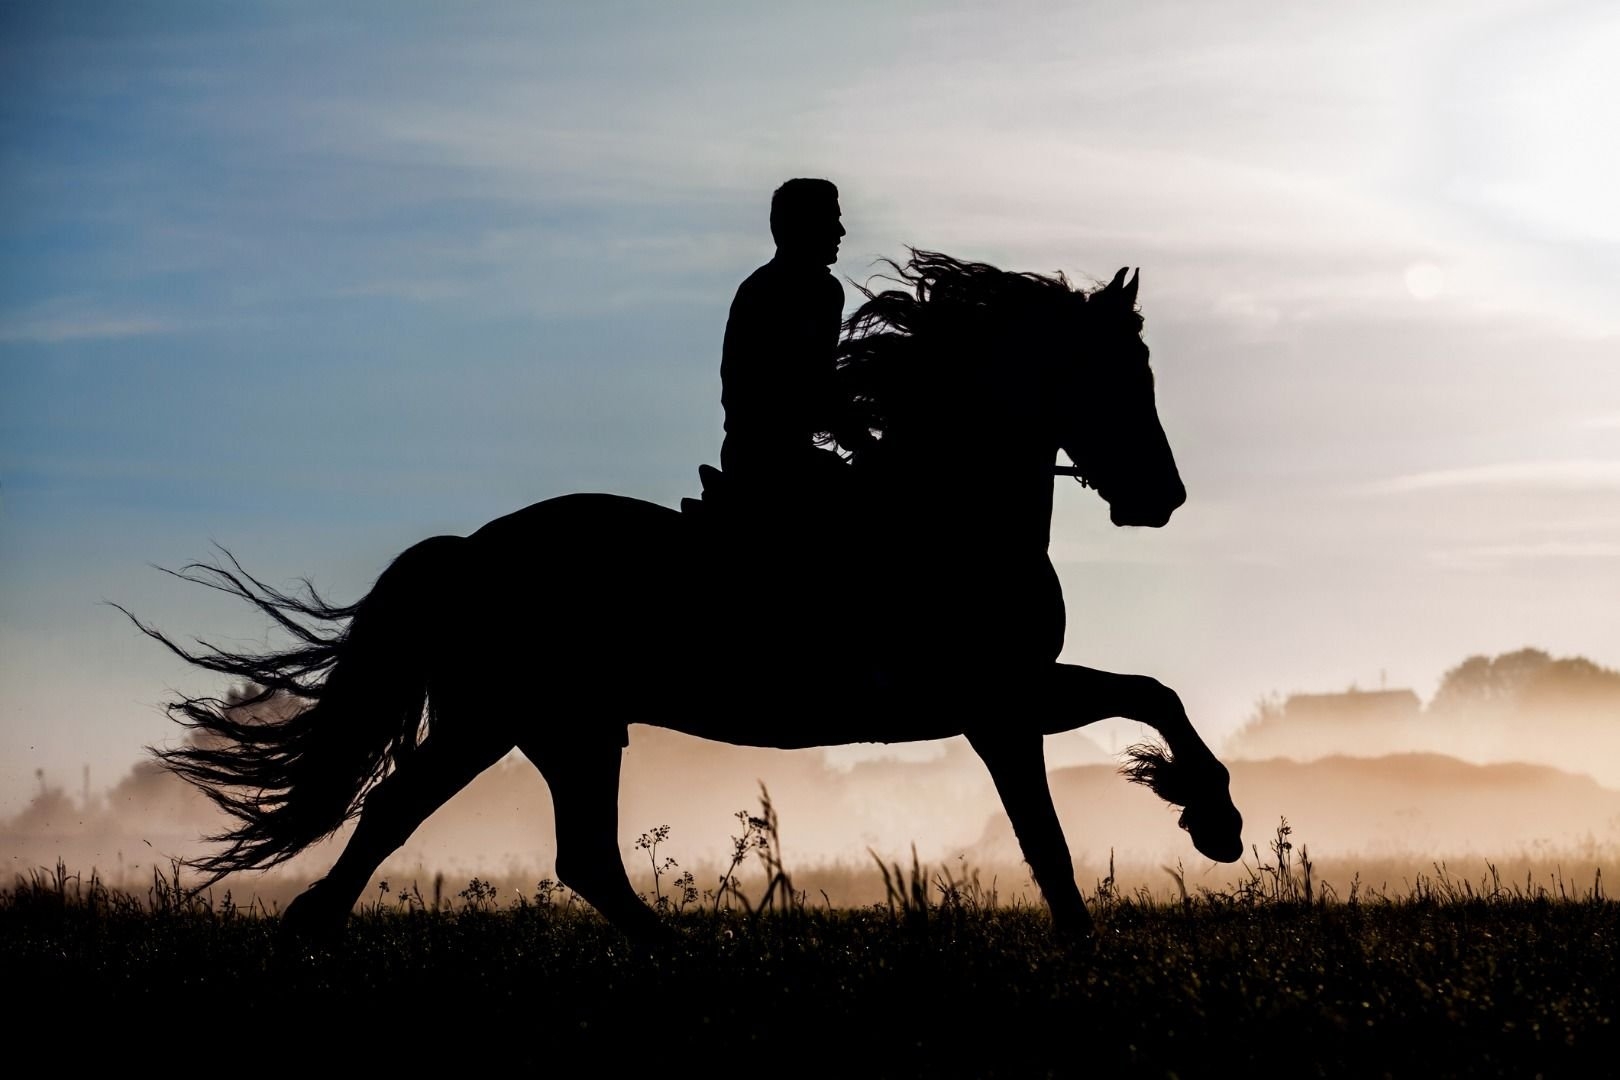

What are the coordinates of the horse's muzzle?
(1109, 502, 1177, 528)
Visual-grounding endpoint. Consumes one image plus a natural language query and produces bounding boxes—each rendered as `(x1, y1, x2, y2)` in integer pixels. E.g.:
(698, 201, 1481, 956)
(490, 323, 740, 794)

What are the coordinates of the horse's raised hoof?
(1180, 800, 1244, 863)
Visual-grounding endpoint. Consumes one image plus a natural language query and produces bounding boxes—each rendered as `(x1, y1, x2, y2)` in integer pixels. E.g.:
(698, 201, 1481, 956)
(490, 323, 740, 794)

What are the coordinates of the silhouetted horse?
(124, 250, 1243, 944)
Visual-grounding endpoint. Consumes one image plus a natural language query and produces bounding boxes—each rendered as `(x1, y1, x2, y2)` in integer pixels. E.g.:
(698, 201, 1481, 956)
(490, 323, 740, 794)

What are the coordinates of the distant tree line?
(1428, 648, 1620, 716)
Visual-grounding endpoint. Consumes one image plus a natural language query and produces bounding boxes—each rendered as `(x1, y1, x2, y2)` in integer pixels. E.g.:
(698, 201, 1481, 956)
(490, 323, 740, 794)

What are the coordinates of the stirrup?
(681, 464, 729, 517)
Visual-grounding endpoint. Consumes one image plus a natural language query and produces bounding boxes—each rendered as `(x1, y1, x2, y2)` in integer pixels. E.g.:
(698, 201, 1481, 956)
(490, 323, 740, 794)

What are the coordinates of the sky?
(2, 1, 1618, 817)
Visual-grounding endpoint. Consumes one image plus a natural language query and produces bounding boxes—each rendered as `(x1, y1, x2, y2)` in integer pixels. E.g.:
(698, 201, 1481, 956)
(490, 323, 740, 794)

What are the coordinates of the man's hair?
(770, 178, 838, 243)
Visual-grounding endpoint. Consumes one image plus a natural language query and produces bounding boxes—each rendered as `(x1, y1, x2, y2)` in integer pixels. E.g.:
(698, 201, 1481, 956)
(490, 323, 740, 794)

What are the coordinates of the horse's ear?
(1122, 268, 1139, 306)
(1108, 266, 1130, 291)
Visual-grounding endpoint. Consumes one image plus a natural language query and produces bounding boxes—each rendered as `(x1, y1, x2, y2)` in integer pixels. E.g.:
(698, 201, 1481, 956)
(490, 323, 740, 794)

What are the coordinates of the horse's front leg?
(965, 726, 1093, 942)
(1045, 664, 1244, 862)
(1040, 665, 1213, 762)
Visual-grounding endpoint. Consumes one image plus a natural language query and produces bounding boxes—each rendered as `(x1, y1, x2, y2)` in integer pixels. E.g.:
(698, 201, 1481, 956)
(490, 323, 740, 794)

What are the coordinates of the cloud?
(334, 278, 469, 303)
(1210, 292, 1283, 335)
(1430, 541, 1620, 570)
(0, 313, 178, 344)
(1359, 460, 1620, 494)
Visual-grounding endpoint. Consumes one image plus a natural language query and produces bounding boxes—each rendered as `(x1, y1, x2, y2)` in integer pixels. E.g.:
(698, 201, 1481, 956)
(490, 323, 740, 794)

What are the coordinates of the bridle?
(1053, 462, 1094, 490)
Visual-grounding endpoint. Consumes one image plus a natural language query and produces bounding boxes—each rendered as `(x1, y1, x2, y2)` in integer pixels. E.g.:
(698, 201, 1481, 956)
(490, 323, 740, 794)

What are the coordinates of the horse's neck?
(866, 428, 1057, 554)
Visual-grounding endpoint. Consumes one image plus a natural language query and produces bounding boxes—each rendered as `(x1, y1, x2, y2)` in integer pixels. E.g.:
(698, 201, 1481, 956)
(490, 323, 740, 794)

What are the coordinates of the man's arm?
(809, 273, 852, 451)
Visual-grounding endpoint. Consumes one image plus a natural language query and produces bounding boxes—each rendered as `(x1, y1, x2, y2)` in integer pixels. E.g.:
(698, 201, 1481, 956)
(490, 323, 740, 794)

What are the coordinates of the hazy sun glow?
(1455, 14, 1620, 245)
(1404, 261, 1445, 300)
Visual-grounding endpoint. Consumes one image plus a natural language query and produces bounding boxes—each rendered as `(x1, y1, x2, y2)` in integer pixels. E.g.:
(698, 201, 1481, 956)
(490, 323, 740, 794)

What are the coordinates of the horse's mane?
(823, 248, 1087, 454)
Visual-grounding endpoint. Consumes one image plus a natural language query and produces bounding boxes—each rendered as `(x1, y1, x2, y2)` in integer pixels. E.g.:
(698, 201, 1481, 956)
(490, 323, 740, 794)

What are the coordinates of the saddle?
(678, 464, 839, 555)
(679, 460, 851, 529)
(679, 464, 893, 694)
(678, 464, 732, 520)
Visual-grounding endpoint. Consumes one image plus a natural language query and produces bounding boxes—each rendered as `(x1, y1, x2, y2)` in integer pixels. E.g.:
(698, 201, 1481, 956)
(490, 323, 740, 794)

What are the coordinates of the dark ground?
(3, 870, 1615, 1078)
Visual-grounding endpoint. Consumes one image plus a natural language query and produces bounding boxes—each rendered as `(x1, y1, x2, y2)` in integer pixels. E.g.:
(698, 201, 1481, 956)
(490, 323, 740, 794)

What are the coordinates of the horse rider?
(718, 177, 851, 520)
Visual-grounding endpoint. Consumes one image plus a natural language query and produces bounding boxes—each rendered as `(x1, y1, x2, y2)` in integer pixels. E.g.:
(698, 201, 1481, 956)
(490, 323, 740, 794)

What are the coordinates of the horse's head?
(834, 252, 1185, 530)
(1058, 267, 1186, 528)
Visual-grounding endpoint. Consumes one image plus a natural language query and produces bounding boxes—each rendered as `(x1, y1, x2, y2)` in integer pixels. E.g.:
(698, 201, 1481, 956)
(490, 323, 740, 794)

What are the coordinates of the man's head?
(770, 178, 843, 265)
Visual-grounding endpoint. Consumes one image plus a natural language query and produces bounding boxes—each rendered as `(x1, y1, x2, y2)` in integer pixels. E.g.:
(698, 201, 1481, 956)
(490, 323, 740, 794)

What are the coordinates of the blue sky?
(3, 1, 1618, 812)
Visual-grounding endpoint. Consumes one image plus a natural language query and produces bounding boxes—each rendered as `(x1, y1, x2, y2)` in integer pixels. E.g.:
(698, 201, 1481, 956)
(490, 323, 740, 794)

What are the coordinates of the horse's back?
(469, 491, 679, 548)
(454, 484, 1061, 693)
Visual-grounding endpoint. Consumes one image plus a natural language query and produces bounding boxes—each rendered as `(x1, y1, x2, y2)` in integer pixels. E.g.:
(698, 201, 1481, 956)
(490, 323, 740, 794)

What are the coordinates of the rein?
(1053, 464, 1094, 489)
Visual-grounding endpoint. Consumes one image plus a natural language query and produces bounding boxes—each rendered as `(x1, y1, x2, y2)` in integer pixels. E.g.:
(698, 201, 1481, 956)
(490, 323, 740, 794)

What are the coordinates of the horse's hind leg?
(281, 730, 512, 938)
(520, 735, 667, 943)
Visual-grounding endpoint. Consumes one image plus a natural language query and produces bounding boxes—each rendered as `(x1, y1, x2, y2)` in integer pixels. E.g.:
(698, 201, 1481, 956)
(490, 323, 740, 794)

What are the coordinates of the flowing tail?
(116, 536, 466, 885)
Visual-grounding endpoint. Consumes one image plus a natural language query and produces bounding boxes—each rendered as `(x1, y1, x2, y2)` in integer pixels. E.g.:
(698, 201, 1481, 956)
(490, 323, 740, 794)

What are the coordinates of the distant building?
(1225, 686, 1426, 762)
(1281, 688, 1421, 726)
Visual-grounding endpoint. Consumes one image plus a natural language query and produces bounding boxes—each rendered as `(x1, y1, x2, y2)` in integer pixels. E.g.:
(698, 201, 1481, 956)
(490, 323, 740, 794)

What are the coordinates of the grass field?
(4, 835, 1615, 1079)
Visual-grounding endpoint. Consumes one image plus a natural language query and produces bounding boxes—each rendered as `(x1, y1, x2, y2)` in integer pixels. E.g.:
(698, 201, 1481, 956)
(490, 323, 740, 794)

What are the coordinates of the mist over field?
(6, 647, 1617, 907)
(1227, 648, 1620, 786)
